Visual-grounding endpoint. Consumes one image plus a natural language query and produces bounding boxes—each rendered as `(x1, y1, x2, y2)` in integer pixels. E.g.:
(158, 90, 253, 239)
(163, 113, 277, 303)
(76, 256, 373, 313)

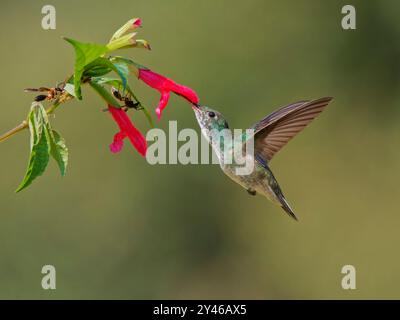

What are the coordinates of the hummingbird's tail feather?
(276, 193, 298, 221)
(256, 156, 299, 221)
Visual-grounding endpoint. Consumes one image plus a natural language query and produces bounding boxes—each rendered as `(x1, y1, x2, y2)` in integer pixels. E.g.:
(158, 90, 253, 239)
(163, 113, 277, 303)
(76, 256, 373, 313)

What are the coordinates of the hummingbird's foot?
(247, 188, 257, 196)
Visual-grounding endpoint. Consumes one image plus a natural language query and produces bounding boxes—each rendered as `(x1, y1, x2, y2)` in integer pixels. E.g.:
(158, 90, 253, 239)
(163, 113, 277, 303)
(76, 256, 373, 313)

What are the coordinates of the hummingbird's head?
(192, 104, 229, 132)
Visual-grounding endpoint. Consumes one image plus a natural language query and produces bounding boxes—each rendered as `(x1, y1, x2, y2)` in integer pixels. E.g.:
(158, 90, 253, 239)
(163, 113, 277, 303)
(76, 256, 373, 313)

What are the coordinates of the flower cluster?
(108, 63, 199, 157)
(101, 18, 200, 157)
(0, 16, 201, 192)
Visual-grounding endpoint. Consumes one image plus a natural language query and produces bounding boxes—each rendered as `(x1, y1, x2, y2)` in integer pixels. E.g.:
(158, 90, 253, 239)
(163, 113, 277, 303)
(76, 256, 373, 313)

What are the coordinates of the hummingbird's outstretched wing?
(249, 97, 333, 162)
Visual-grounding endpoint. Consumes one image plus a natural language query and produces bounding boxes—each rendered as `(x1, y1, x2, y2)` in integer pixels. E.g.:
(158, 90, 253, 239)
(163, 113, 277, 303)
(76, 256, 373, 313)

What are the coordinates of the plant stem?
(0, 121, 28, 143)
(0, 91, 73, 144)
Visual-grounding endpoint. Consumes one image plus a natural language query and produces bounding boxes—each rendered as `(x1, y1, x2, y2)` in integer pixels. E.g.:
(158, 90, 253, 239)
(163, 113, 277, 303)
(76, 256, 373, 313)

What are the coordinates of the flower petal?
(156, 91, 171, 120)
(169, 83, 199, 105)
(138, 68, 199, 119)
(126, 127, 147, 157)
(108, 105, 147, 157)
(109, 105, 132, 130)
(110, 132, 126, 153)
(138, 69, 167, 90)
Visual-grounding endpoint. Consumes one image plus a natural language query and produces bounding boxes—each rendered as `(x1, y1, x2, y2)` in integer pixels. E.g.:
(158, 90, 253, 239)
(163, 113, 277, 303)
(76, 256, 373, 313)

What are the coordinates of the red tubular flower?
(138, 68, 199, 119)
(108, 105, 147, 157)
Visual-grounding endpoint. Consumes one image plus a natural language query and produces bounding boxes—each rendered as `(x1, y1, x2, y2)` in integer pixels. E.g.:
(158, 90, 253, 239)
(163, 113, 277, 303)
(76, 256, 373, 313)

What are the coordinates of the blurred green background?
(0, 0, 399, 299)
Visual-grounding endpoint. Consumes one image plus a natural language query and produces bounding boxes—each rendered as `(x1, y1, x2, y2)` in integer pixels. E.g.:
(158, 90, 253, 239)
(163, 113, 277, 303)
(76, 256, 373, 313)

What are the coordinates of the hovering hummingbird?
(192, 97, 333, 220)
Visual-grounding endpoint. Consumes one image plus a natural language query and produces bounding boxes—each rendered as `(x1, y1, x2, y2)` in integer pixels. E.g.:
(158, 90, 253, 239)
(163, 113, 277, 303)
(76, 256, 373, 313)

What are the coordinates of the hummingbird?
(192, 97, 333, 220)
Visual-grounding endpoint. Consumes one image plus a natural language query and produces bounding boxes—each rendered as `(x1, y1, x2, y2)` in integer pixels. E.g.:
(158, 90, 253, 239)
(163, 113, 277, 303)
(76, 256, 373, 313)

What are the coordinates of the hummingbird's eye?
(208, 111, 216, 118)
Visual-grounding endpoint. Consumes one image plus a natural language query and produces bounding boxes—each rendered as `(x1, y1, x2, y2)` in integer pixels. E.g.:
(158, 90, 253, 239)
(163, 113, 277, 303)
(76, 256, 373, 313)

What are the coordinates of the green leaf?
(16, 104, 51, 192)
(64, 38, 109, 100)
(91, 77, 135, 96)
(85, 57, 128, 90)
(111, 60, 129, 90)
(16, 103, 69, 192)
(49, 130, 68, 176)
(89, 80, 121, 107)
(110, 56, 148, 71)
(83, 66, 112, 78)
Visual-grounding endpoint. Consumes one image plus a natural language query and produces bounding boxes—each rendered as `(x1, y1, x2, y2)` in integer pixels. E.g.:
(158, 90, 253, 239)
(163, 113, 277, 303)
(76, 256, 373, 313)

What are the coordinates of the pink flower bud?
(132, 18, 142, 28)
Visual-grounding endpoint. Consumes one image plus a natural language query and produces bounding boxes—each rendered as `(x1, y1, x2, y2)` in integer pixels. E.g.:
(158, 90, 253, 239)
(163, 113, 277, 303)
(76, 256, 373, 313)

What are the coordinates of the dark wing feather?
(251, 100, 309, 133)
(251, 97, 333, 162)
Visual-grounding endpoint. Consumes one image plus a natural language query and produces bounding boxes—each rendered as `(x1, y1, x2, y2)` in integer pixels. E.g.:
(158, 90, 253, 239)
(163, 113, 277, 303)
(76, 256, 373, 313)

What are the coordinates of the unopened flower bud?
(110, 18, 142, 41)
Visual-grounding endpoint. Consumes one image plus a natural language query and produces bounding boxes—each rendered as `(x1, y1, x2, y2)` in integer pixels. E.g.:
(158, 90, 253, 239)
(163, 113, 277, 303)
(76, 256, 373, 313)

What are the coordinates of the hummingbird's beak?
(191, 103, 201, 110)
